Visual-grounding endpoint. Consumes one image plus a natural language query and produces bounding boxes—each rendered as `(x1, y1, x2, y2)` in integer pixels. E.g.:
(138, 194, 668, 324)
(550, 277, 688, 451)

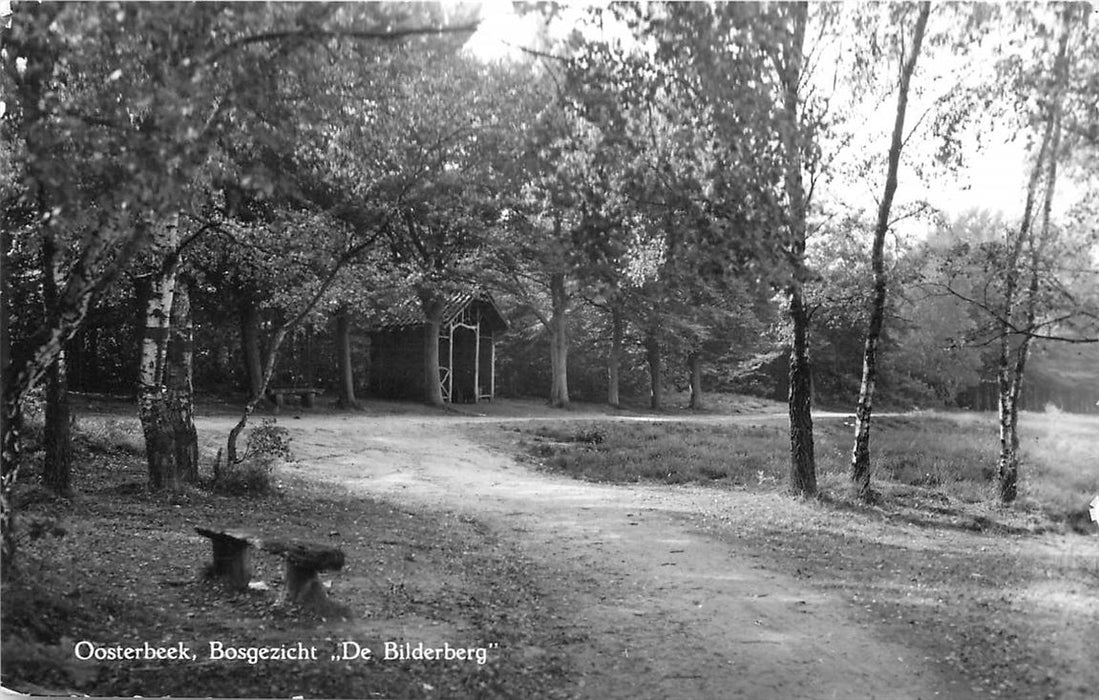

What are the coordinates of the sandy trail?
(197, 412, 973, 699)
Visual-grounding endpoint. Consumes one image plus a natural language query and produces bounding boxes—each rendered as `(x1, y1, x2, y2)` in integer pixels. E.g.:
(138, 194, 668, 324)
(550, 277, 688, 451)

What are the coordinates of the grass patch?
(519, 421, 789, 487)
(504, 411, 1099, 527)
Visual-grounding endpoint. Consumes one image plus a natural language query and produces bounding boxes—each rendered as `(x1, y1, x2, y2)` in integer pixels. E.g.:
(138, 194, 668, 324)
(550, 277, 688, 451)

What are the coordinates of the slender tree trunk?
(607, 302, 623, 408)
(137, 269, 178, 491)
(851, 2, 930, 501)
(997, 356, 1023, 503)
(225, 243, 369, 467)
(226, 325, 289, 467)
(645, 332, 662, 411)
(166, 279, 198, 483)
(548, 272, 570, 408)
(996, 9, 1070, 504)
(239, 298, 264, 399)
(688, 352, 704, 410)
(40, 231, 72, 496)
(778, 2, 816, 497)
(335, 307, 359, 409)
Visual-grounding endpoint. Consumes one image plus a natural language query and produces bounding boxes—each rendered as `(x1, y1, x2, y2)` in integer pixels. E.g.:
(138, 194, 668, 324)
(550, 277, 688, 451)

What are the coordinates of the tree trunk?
(42, 352, 72, 496)
(645, 333, 662, 411)
(788, 285, 816, 497)
(997, 370, 1021, 503)
(0, 392, 22, 579)
(225, 244, 370, 468)
(335, 307, 358, 409)
(607, 302, 623, 408)
(1, 222, 13, 575)
(995, 10, 1070, 505)
(851, 2, 930, 501)
(166, 280, 198, 483)
(239, 298, 264, 399)
(226, 325, 289, 467)
(2, 226, 141, 578)
(548, 272, 570, 408)
(40, 231, 72, 496)
(420, 292, 446, 407)
(778, 2, 816, 497)
(362, 335, 372, 397)
(137, 270, 178, 491)
(688, 352, 704, 410)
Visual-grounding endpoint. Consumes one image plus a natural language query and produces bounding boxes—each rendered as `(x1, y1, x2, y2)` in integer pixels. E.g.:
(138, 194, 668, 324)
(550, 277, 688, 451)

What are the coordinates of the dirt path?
(199, 412, 974, 699)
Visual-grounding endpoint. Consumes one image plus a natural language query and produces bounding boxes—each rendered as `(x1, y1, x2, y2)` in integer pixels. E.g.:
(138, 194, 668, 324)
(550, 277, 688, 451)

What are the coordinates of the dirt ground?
(192, 404, 1010, 699)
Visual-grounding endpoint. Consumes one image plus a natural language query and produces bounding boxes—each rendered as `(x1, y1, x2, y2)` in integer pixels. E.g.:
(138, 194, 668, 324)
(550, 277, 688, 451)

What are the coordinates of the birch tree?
(926, 3, 1097, 503)
(991, 4, 1084, 503)
(850, 2, 931, 501)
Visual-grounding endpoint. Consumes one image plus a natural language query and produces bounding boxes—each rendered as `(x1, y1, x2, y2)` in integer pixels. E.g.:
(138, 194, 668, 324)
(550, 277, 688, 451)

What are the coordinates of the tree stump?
(261, 539, 345, 610)
(195, 527, 255, 590)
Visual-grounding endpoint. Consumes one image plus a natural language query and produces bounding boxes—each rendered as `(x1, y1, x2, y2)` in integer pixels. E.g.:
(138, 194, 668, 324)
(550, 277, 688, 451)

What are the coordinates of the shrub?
(244, 419, 293, 462)
(213, 420, 291, 496)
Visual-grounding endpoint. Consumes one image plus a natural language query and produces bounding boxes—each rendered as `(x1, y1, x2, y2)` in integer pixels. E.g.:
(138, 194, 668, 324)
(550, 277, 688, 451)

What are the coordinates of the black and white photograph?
(2, 1, 1098, 698)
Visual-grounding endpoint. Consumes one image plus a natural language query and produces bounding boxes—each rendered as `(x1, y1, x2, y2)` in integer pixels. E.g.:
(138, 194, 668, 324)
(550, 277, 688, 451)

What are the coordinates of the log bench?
(266, 386, 322, 410)
(195, 527, 345, 608)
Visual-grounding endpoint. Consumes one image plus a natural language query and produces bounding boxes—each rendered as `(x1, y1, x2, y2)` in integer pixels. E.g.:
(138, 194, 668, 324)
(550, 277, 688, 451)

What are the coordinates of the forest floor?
(3, 395, 1098, 699)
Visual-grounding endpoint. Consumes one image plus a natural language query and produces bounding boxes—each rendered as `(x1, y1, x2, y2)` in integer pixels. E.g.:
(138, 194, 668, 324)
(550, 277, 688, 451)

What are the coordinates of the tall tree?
(925, 3, 1098, 503)
(1, 3, 218, 565)
(773, 3, 817, 497)
(379, 54, 534, 406)
(850, 2, 932, 501)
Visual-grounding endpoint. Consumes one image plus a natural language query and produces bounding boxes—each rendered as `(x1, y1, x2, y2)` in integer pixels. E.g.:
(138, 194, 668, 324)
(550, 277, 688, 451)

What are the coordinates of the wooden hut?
(367, 293, 507, 403)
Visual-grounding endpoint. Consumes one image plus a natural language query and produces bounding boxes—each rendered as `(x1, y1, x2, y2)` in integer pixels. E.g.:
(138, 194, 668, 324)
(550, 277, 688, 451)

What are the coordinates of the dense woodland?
(2, 2, 1098, 571)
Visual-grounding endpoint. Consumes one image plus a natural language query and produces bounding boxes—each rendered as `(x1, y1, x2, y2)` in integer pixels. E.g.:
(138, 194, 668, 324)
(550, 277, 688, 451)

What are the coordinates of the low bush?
(214, 456, 276, 496)
(213, 420, 293, 496)
(244, 419, 293, 462)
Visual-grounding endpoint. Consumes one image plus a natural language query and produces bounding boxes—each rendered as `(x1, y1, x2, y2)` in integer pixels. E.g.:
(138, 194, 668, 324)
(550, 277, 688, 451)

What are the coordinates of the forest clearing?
(3, 397, 1097, 698)
(3, 3, 1098, 699)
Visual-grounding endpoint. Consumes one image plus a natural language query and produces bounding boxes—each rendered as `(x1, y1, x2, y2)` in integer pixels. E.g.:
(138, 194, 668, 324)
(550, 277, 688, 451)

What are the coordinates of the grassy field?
(504, 410, 1099, 529)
